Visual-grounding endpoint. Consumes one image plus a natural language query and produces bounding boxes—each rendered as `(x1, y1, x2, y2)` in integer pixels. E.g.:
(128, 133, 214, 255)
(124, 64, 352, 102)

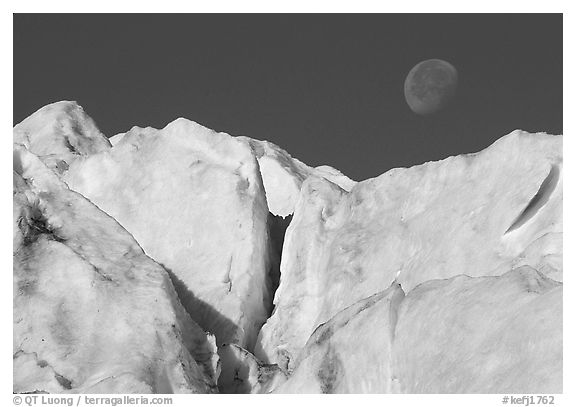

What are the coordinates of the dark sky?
(13, 14, 562, 181)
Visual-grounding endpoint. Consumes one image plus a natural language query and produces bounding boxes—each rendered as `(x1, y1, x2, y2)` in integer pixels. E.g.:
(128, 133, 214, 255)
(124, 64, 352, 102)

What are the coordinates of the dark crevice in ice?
(265, 213, 292, 317)
(505, 164, 560, 234)
(210, 212, 293, 393)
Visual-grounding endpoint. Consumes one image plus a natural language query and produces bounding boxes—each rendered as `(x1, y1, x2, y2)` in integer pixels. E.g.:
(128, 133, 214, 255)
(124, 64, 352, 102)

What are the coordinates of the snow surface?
(256, 130, 562, 371)
(13, 147, 219, 393)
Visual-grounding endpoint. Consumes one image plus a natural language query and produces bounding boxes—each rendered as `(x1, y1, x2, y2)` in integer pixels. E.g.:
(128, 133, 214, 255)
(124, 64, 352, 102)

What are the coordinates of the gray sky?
(13, 14, 562, 181)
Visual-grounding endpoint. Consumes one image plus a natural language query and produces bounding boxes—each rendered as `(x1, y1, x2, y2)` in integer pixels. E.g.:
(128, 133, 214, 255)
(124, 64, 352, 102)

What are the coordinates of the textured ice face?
(13, 101, 111, 174)
(392, 266, 562, 394)
(217, 343, 288, 393)
(275, 267, 561, 394)
(13, 147, 219, 394)
(257, 130, 562, 371)
(275, 284, 405, 393)
(61, 119, 273, 351)
(13, 102, 562, 394)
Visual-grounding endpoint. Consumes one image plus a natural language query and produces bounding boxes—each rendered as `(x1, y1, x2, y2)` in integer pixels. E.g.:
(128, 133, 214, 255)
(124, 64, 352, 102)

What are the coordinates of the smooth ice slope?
(392, 266, 562, 393)
(62, 119, 272, 350)
(13, 147, 219, 394)
(275, 267, 561, 393)
(109, 132, 126, 146)
(257, 131, 562, 370)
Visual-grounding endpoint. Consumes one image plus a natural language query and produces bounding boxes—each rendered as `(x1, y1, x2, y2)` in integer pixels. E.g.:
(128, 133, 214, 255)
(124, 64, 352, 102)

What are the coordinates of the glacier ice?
(13, 102, 562, 394)
(13, 147, 219, 393)
(391, 266, 562, 393)
(240, 137, 356, 217)
(62, 117, 273, 351)
(274, 284, 405, 393)
(275, 267, 561, 393)
(109, 132, 126, 146)
(13, 101, 111, 175)
(256, 130, 562, 372)
(217, 343, 287, 393)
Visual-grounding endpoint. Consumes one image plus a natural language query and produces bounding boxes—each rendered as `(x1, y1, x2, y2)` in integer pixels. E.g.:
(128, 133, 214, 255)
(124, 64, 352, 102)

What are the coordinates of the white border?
(5, 0, 572, 14)
(3, 3, 573, 406)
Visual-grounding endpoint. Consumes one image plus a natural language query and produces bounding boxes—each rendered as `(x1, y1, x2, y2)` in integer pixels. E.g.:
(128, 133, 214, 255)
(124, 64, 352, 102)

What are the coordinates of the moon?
(404, 59, 458, 115)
